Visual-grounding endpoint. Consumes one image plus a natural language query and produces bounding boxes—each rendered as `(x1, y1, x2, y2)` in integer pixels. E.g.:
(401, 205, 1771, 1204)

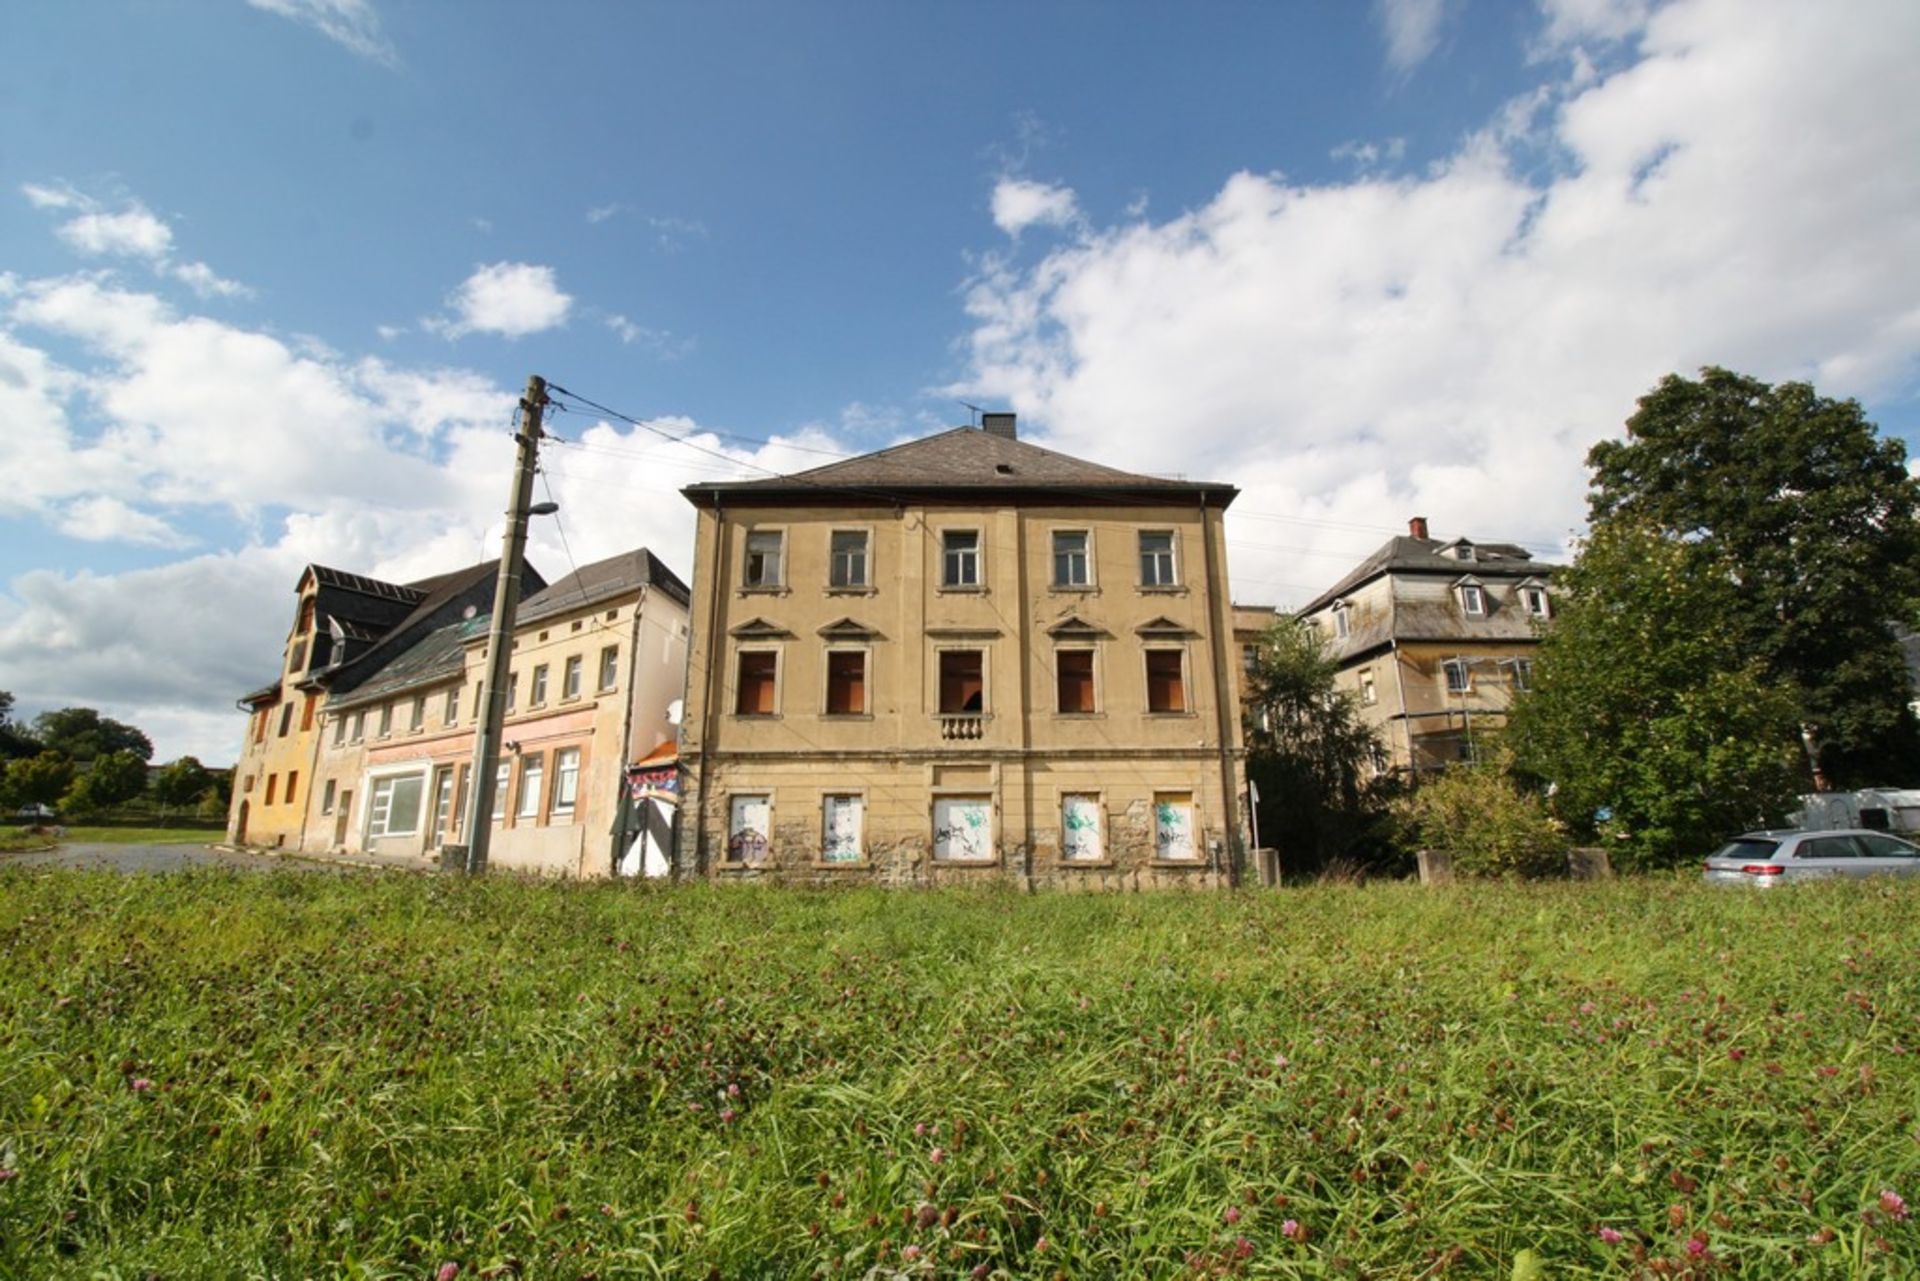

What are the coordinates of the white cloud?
(1374, 0, 1449, 74)
(990, 179, 1081, 237)
(586, 203, 622, 224)
(958, 0, 1920, 608)
(55, 496, 191, 548)
(246, 0, 399, 67)
(604, 314, 693, 359)
(171, 261, 253, 299)
(57, 205, 175, 259)
(427, 261, 572, 339)
(22, 183, 83, 211)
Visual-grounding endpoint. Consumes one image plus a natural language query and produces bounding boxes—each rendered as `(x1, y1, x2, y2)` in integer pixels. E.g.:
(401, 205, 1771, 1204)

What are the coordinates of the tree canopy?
(153, 756, 216, 815)
(64, 750, 149, 815)
(1586, 367, 1920, 786)
(1242, 615, 1397, 875)
(0, 691, 41, 760)
(30, 707, 154, 764)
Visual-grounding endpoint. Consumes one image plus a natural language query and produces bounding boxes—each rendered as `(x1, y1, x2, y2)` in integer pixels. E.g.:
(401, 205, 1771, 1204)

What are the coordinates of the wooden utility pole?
(462, 375, 548, 874)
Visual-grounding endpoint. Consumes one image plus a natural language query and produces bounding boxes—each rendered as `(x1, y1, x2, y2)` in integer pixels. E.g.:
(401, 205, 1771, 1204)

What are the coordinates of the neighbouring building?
(307, 549, 690, 876)
(1296, 517, 1559, 775)
(228, 559, 524, 850)
(676, 413, 1249, 887)
(1232, 603, 1280, 708)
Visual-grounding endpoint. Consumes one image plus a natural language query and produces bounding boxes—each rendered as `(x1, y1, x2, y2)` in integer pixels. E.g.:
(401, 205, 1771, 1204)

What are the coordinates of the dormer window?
(1456, 578, 1487, 617)
(1519, 580, 1551, 619)
(1332, 599, 1351, 640)
(1445, 540, 1477, 562)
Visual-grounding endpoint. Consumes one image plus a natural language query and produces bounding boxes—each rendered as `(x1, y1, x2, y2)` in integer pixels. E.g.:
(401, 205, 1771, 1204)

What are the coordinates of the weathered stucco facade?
(677, 418, 1249, 887)
(1296, 518, 1558, 775)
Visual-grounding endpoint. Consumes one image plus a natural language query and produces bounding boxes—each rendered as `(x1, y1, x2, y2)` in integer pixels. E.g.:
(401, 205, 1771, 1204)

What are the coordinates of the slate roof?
(326, 617, 484, 711)
(1300, 536, 1558, 617)
(683, 427, 1236, 505)
(517, 548, 690, 625)
(323, 559, 518, 693)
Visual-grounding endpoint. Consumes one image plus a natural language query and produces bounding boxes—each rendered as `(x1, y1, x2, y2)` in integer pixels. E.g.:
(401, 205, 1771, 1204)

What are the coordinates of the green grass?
(1, 874, 1917, 1278)
(50, 823, 223, 845)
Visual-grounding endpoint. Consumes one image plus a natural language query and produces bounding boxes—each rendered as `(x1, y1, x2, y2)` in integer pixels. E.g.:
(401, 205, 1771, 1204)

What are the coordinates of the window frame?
(409, 695, 426, 732)
(1332, 600, 1351, 640)
(1054, 646, 1099, 715)
(1144, 646, 1190, 715)
(828, 528, 873, 591)
(726, 792, 773, 864)
(551, 747, 581, 819)
(444, 687, 459, 725)
(940, 528, 983, 590)
(516, 752, 545, 822)
(1060, 791, 1107, 863)
(734, 646, 782, 717)
(1522, 585, 1551, 618)
(1051, 528, 1093, 589)
(743, 527, 786, 590)
(1152, 790, 1200, 862)
(598, 645, 620, 692)
(1359, 667, 1377, 705)
(932, 793, 997, 863)
(1138, 530, 1178, 588)
(1458, 583, 1487, 617)
(820, 791, 867, 865)
(1442, 658, 1472, 693)
(366, 771, 427, 840)
(321, 778, 337, 816)
(277, 703, 294, 738)
(823, 645, 870, 717)
(562, 654, 584, 700)
(530, 664, 549, 706)
(937, 646, 987, 716)
(377, 704, 393, 738)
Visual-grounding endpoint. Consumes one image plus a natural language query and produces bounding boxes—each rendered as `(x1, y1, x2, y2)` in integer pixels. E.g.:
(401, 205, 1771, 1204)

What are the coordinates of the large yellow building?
(676, 415, 1250, 887)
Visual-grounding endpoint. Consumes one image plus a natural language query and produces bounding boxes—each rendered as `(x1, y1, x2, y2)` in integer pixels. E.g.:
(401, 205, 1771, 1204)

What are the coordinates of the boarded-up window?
(1056, 650, 1095, 713)
(1062, 793, 1103, 861)
(826, 650, 866, 715)
(736, 651, 778, 715)
(285, 772, 298, 806)
(728, 794, 770, 863)
(1146, 649, 1186, 713)
(1154, 791, 1196, 860)
(265, 774, 278, 805)
(301, 694, 317, 731)
(934, 795, 993, 861)
(822, 794, 863, 862)
(939, 650, 984, 713)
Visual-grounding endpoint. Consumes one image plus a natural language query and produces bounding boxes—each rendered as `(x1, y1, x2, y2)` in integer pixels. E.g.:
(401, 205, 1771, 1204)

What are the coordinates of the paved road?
(0, 842, 378, 874)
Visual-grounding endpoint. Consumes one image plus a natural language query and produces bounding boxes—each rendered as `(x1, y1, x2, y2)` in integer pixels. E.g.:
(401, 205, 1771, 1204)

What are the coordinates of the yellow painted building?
(677, 415, 1250, 887)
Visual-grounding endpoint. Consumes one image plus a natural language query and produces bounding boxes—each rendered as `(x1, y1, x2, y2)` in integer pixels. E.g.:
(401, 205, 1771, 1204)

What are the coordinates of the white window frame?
(320, 778, 337, 815)
(1443, 658, 1472, 693)
(377, 704, 393, 738)
(1333, 600, 1351, 639)
(941, 528, 982, 589)
(563, 654, 584, 700)
(744, 528, 785, 589)
(1458, 583, 1487, 617)
(1360, 667, 1377, 705)
(530, 664, 549, 706)
(1051, 529, 1093, 589)
(444, 687, 459, 725)
(828, 528, 871, 590)
(332, 714, 347, 747)
(516, 752, 545, 821)
(598, 645, 619, 692)
(1522, 586, 1551, 618)
(367, 771, 427, 839)
(551, 747, 581, 818)
(409, 696, 425, 732)
(491, 761, 511, 821)
(431, 765, 455, 838)
(1138, 530, 1178, 587)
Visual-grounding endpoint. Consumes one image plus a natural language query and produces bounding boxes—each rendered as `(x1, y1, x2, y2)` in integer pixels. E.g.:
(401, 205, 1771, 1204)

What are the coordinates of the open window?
(1056, 648, 1096, 714)
(744, 529, 784, 588)
(735, 650, 779, 716)
(825, 649, 867, 715)
(1146, 649, 1187, 713)
(939, 649, 984, 713)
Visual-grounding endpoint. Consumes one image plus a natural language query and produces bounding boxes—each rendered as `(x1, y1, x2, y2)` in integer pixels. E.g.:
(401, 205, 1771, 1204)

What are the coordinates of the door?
(333, 790, 352, 847)
(431, 766, 455, 847)
(235, 800, 249, 844)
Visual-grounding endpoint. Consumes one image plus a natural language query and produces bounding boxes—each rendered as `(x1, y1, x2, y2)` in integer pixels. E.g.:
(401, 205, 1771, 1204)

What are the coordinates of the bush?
(1396, 764, 1568, 878)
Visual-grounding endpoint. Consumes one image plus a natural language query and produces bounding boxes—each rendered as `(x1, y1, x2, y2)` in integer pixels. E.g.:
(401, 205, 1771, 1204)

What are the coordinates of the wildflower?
(901, 1245, 922, 1261)
(1880, 1190, 1909, 1221)
(436, 1265, 460, 1281)
(1034, 1236, 1049, 1252)
(0, 1169, 15, 1182)
(727, 1083, 741, 1098)
(1597, 1227, 1624, 1245)
(1224, 1206, 1242, 1226)
(130, 1078, 154, 1094)
(719, 1108, 737, 1124)
(930, 1147, 947, 1165)
(1281, 1218, 1302, 1240)
(1233, 1236, 1254, 1259)
(1685, 1235, 1708, 1257)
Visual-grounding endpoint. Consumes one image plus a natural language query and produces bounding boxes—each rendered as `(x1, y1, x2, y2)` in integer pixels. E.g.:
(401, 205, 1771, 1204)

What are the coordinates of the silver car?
(1702, 828, 1920, 886)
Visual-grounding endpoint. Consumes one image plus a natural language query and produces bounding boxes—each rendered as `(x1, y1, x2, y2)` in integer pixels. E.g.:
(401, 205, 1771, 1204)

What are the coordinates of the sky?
(2, 0, 1918, 765)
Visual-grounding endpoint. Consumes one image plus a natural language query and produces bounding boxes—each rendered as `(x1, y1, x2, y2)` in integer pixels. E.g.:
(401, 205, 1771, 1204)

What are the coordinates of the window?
(368, 773, 425, 838)
(744, 529, 784, 588)
(1458, 584, 1487, 617)
(506, 672, 518, 712)
(1333, 602, 1351, 640)
(321, 779, 336, 815)
(301, 694, 317, 732)
(1522, 586, 1551, 618)
(1511, 658, 1534, 691)
(1153, 791, 1197, 860)
(1360, 668, 1377, 705)
(826, 650, 867, 715)
(1139, 531, 1177, 586)
(530, 664, 549, 705)
(552, 748, 580, 817)
(1443, 659, 1471, 693)
(727, 794, 771, 863)
(444, 688, 459, 724)
(598, 645, 620, 691)
(829, 530, 870, 588)
(941, 530, 980, 588)
(517, 753, 545, 821)
(1061, 793, 1104, 861)
(243, 773, 255, 794)
(736, 650, 779, 715)
(254, 708, 268, 743)
(939, 649, 984, 714)
(432, 766, 454, 838)
(277, 703, 293, 738)
(491, 761, 511, 821)
(821, 793, 864, 862)
(351, 711, 365, 743)
(377, 704, 393, 738)
(563, 655, 583, 699)
(265, 774, 278, 805)
(452, 765, 470, 835)
(933, 795, 994, 861)
(1146, 650, 1187, 713)
(472, 683, 484, 721)
(285, 772, 298, 806)
(1052, 530, 1090, 587)
(332, 714, 347, 747)
(409, 696, 425, 732)
(1241, 644, 1259, 676)
(1056, 649, 1096, 714)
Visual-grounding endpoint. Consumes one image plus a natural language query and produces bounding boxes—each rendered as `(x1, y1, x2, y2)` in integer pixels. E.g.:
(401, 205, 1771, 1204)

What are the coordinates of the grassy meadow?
(1, 872, 1916, 1278)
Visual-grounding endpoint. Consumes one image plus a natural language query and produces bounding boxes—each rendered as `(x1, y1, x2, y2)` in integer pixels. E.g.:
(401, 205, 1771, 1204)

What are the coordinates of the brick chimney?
(981, 412, 1017, 441)
(1409, 515, 1429, 539)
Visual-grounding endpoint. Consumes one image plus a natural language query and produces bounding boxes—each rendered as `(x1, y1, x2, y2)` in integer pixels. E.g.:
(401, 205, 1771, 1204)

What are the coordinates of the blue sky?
(4, 0, 1918, 762)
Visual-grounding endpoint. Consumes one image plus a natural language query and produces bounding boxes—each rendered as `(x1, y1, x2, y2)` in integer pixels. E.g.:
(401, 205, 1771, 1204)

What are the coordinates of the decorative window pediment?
(1135, 615, 1200, 639)
(728, 617, 794, 639)
(1046, 613, 1110, 639)
(817, 617, 883, 640)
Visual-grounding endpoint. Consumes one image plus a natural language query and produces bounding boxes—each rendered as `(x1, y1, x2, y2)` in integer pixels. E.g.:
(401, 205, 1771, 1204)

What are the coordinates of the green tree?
(1506, 520, 1802, 868)
(1587, 367, 1920, 786)
(3, 751, 78, 812)
(62, 750, 149, 817)
(0, 691, 41, 760)
(153, 755, 214, 822)
(30, 707, 155, 764)
(1393, 757, 1568, 878)
(1242, 615, 1397, 875)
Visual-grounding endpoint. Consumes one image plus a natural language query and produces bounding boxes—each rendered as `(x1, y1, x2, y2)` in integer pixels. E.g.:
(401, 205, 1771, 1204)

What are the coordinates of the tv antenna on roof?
(959, 401, 983, 427)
